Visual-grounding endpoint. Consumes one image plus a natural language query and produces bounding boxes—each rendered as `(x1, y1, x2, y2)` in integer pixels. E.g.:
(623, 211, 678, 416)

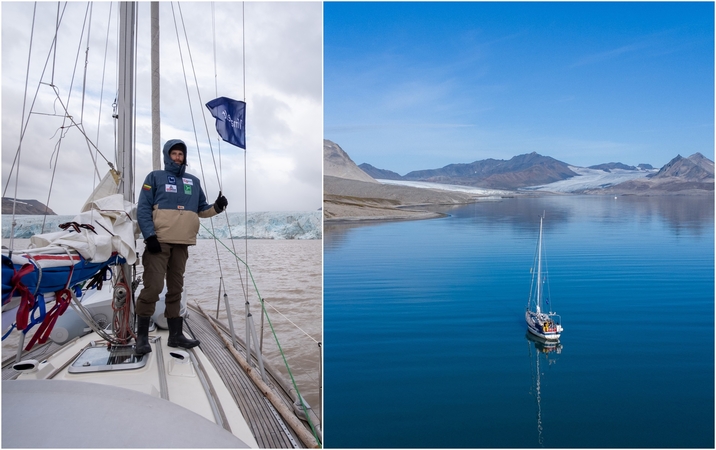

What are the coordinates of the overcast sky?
(2, 2, 322, 215)
(325, 2, 714, 175)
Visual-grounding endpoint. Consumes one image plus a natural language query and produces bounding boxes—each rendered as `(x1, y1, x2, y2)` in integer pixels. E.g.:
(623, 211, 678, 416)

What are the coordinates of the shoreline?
(323, 186, 714, 223)
(323, 175, 491, 223)
(324, 210, 449, 224)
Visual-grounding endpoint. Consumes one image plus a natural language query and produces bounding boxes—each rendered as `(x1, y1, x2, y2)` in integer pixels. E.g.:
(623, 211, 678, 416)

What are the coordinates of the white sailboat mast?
(536, 216, 543, 314)
(151, 2, 161, 170)
(117, 2, 136, 203)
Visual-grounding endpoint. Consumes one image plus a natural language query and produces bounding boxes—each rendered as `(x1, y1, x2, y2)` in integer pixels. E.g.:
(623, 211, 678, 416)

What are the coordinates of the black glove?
(144, 235, 162, 254)
(214, 191, 228, 213)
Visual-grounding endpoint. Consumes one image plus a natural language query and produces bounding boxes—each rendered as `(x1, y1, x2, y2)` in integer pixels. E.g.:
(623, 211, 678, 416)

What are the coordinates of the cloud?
(570, 42, 650, 68)
(568, 31, 674, 69)
(2, 2, 322, 215)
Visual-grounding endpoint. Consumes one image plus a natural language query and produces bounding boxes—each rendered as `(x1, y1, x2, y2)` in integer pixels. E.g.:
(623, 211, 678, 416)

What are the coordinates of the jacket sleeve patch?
(142, 184, 152, 191)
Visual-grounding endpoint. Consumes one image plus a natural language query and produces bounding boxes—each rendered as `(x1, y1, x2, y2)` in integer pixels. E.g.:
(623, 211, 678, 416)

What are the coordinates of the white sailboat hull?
(525, 310, 562, 341)
(9, 323, 259, 448)
(3, 379, 252, 448)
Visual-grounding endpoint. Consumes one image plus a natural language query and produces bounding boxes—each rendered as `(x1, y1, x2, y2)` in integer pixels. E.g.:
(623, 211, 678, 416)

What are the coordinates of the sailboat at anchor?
(525, 214, 563, 340)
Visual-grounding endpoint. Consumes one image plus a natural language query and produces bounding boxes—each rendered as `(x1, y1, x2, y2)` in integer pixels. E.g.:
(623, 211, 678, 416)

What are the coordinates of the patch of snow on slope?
(522, 166, 656, 193)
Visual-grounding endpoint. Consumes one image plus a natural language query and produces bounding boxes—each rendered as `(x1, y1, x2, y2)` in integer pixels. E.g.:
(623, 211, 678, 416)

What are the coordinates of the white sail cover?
(13, 194, 138, 267)
(80, 170, 122, 213)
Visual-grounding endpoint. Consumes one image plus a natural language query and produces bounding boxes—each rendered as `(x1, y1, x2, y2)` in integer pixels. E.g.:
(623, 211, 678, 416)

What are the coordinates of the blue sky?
(324, 2, 714, 175)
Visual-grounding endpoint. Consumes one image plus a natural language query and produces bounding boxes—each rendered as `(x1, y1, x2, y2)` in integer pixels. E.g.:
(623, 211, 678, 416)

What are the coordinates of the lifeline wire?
(200, 223, 321, 444)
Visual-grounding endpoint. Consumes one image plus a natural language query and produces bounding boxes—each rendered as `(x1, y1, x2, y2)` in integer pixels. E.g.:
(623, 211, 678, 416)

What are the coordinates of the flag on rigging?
(205, 97, 246, 149)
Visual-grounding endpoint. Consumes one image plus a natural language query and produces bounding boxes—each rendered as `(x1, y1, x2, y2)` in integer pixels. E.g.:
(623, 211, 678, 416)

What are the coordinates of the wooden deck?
(184, 305, 315, 448)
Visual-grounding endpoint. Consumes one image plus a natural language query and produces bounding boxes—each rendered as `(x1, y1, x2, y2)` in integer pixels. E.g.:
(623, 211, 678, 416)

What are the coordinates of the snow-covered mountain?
(356, 151, 713, 195)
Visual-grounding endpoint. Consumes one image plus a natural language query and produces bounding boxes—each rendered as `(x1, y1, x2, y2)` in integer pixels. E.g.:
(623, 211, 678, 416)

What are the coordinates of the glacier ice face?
(198, 211, 322, 240)
(3, 211, 322, 240)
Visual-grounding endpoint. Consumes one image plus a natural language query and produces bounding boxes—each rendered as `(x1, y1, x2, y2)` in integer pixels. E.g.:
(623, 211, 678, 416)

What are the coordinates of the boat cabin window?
(68, 345, 147, 373)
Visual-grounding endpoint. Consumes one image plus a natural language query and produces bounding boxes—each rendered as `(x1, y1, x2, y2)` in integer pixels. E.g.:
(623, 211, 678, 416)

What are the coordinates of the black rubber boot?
(167, 317, 200, 349)
(135, 315, 152, 355)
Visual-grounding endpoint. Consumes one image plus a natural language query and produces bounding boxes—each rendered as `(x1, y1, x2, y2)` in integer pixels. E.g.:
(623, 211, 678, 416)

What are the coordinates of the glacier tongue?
(3, 211, 322, 240)
(522, 166, 657, 192)
(198, 211, 321, 240)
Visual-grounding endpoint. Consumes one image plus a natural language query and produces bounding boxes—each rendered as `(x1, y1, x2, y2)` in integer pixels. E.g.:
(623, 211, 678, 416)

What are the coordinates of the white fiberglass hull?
(525, 310, 562, 341)
(7, 326, 258, 448)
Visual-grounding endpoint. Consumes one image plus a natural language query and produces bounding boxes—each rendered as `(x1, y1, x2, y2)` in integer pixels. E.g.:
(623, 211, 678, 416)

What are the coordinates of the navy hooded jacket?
(136, 139, 217, 245)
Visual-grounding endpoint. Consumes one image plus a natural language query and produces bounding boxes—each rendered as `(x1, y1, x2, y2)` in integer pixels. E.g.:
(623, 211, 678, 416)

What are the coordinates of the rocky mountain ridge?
(349, 147, 713, 194)
(588, 162, 654, 172)
(358, 163, 403, 181)
(324, 140, 378, 183)
(650, 153, 713, 180)
(2, 198, 57, 215)
(401, 152, 579, 190)
(323, 140, 479, 221)
(580, 153, 714, 195)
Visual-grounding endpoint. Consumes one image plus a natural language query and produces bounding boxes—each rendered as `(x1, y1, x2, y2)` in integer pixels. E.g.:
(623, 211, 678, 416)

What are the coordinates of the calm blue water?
(324, 195, 714, 448)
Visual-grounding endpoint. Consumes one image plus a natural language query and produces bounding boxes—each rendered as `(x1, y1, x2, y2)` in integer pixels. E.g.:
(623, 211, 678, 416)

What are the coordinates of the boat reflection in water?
(526, 332, 562, 447)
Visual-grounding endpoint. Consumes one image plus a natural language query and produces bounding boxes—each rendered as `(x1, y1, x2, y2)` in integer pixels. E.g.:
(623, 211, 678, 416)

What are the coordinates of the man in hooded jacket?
(134, 139, 228, 355)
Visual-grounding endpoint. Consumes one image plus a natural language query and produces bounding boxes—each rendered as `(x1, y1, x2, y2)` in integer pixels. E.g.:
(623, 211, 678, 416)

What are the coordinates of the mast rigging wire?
(42, 2, 98, 233)
(43, 3, 90, 233)
(5, 2, 117, 238)
(80, 2, 92, 125)
(6, 2, 38, 255)
(241, 3, 251, 345)
(173, 3, 223, 192)
(169, 6, 318, 439)
(93, 3, 115, 192)
(170, 2, 250, 303)
(3, 1, 68, 199)
(208, 3, 230, 302)
(210, 3, 223, 186)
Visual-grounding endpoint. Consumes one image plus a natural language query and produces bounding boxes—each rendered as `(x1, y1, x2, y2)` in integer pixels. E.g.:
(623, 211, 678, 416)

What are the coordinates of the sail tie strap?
(3, 292, 47, 341)
(24, 288, 72, 351)
(85, 265, 112, 291)
(25, 293, 47, 332)
(59, 221, 98, 234)
(2, 263, 47, 341)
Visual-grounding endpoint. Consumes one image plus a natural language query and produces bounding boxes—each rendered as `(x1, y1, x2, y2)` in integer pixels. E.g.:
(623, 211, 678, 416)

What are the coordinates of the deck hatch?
(68, 345, 147, 373)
